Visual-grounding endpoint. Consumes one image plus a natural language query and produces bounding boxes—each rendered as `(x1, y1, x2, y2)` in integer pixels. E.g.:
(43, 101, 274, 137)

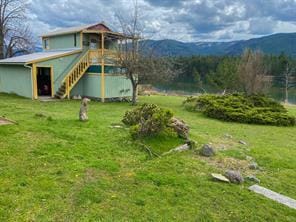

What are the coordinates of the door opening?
(37, 67, 52, 97)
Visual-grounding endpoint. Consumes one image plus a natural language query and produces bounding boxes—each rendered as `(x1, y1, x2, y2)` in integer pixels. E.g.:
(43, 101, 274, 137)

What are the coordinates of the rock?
(174, 144, 190, 152)
(225, 170, 244, 184)
(200, 144, 215, 157)
(249, 162, 258, 170)
(249, 185, 296, 209)
(162, 144, 190, 156)
(239, 140, 247, 145)
(186, 140, 197, 149)
(224, 134, 233, 139)
(169, 117, 190, 139)
(246, 155, 253, 161)
(211, 173, 230, 183)
(73, 95, 82, 100)
(79, 98, 90, 121)
(246, 175, 260, 183)
(220, 145, 226, 150)
(110, 125, 123, 129)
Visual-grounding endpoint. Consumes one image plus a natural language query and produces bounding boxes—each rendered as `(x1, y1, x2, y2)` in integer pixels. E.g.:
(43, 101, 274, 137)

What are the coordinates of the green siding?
(83, 75, 101, 98)
(70, 74, 132, 99)
(71, 75, 84, 96)
(71, 73, 101, 98)
(44, 33, 81, 50)
(105, 75, 132, 98)
(36, 52, 82, 94)
(0, 65, 32, 98)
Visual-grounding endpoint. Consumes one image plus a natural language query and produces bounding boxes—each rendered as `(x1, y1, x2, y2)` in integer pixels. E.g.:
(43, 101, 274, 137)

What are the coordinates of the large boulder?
(200, 144, 215, 157)
(169, 117, 190, 139)
(225, 170, 244, 184)
(249, 162, 258, 170)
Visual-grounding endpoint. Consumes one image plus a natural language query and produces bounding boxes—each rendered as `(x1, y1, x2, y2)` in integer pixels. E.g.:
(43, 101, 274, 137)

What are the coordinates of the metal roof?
(41, 22, 112, 37)
(0, 49, 81, 65)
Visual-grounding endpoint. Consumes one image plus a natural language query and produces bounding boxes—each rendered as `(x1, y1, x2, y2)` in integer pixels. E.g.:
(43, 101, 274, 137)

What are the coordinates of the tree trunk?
(285, 75, 289, 104)
(132, 83, 138, 105)
(0, 33, 4, 59)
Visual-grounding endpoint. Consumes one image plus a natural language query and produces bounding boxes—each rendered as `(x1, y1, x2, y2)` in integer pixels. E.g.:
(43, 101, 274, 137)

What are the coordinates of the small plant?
(183, 94, 296, 126)
(122, 103, 174, 138)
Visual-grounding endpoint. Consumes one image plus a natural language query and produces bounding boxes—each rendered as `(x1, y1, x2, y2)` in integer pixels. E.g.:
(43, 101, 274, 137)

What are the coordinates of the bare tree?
(0, 0, 33, 59)
(115, 0, 176, 105)
(238, 49, 270, 95)
(281, 64, 295, 104)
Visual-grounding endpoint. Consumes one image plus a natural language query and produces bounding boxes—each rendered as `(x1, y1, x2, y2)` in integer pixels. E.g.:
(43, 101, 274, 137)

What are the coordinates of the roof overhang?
(25, 49, 82, 65)
(40, 22, 140, 40)
(0, 49, 82, 65)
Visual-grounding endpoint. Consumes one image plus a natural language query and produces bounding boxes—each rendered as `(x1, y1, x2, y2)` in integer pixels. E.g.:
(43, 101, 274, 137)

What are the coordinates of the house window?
(90, 38, 98, 49)
(74, 33, 77, 47)
(44, 38, 49, 49)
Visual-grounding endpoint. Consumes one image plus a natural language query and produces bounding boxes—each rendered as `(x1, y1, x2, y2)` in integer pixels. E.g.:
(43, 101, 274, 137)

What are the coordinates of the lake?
(155, 84, 296, 104)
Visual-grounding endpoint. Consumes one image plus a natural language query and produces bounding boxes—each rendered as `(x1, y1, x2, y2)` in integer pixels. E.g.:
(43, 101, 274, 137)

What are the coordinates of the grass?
(0, 93, 296, 221)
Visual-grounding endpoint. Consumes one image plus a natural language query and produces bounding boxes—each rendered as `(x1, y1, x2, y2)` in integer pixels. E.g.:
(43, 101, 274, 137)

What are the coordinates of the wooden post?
(32, 63, 38, 99)
(50, 66, 54, 98)
(101, 33, 105, 102)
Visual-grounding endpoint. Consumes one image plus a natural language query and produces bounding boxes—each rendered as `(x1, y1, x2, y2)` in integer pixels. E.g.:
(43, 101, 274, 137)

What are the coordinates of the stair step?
(56, 92, 65, 97)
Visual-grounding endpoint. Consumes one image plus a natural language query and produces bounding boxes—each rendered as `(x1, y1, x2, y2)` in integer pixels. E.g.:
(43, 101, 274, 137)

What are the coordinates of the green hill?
(142, 33, 296, 57)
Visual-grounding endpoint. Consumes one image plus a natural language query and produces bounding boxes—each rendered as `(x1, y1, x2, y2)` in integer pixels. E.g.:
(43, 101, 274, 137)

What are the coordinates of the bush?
(122, 104, 174, 138)
(183, 94, 296, 126)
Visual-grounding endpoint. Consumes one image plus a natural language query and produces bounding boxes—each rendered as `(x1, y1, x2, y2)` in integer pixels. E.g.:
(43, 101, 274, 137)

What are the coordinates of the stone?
(169, 117, 190, 139)
(246, 155, 253, 161)
(186, 140, 197, 149)
(200, 144, 215, 157)
(79, 98, 90, 121)
(245, 175, 260, 183)
(0, 117, 14, 126)
(174, 144, 190, 152)
(211, 173, 230, 183)
(224, 134, 233, 139)
(249, 185, 296, 209)
(110, 125, 123, 129)
(249, 162, 258, 170)
(225, 170, 244, 184)
(239, 140, 247, 145)
(220, 145, 226, 150)
(162, 144, 190, 156)
(73, 95, 82, 100)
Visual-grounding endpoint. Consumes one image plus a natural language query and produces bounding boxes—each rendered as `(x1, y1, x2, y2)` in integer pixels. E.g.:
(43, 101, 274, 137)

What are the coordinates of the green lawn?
(0, 93, 296, 221)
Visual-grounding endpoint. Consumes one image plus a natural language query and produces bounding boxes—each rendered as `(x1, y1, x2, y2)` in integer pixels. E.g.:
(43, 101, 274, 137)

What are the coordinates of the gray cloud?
(28, 0, 296, 42)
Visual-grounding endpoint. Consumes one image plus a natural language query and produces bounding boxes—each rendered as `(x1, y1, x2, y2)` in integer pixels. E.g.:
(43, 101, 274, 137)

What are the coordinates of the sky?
(28, 0, 296, 42)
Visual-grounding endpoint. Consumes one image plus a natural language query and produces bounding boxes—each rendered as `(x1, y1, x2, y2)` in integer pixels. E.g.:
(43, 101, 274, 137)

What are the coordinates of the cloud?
(28, 0, 296, 42)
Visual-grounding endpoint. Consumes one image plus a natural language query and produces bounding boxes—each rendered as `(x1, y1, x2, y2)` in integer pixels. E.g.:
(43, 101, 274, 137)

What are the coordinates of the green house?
(0, 22, 132, 101)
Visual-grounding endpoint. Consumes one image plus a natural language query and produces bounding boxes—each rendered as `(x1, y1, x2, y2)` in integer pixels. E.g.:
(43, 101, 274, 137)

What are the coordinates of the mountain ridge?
(141, 32, 296, 57)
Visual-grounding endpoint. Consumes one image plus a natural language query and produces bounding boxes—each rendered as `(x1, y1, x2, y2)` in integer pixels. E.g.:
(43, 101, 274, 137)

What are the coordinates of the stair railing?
(62, 50, 90, 98)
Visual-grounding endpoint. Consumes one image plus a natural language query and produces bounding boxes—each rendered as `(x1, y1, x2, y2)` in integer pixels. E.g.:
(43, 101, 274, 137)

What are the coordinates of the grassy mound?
(183, 94, 296, 126)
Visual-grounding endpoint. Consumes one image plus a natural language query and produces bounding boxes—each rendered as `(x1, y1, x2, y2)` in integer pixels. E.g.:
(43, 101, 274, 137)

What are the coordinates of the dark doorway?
(37, 67, 52, 97)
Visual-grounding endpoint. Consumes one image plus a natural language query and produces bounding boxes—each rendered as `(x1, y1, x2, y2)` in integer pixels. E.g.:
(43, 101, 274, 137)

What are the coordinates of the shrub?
(122, 104, 174, 138)
(183, 94, 296, 126)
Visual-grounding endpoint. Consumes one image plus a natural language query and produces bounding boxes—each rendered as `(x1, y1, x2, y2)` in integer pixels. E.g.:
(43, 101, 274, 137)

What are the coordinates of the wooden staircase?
(55, 51, 91, 99)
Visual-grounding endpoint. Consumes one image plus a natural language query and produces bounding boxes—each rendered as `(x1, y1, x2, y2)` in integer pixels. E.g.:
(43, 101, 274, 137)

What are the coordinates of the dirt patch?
(199, 155, 260, 175)
(0, 117, 15, 126)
